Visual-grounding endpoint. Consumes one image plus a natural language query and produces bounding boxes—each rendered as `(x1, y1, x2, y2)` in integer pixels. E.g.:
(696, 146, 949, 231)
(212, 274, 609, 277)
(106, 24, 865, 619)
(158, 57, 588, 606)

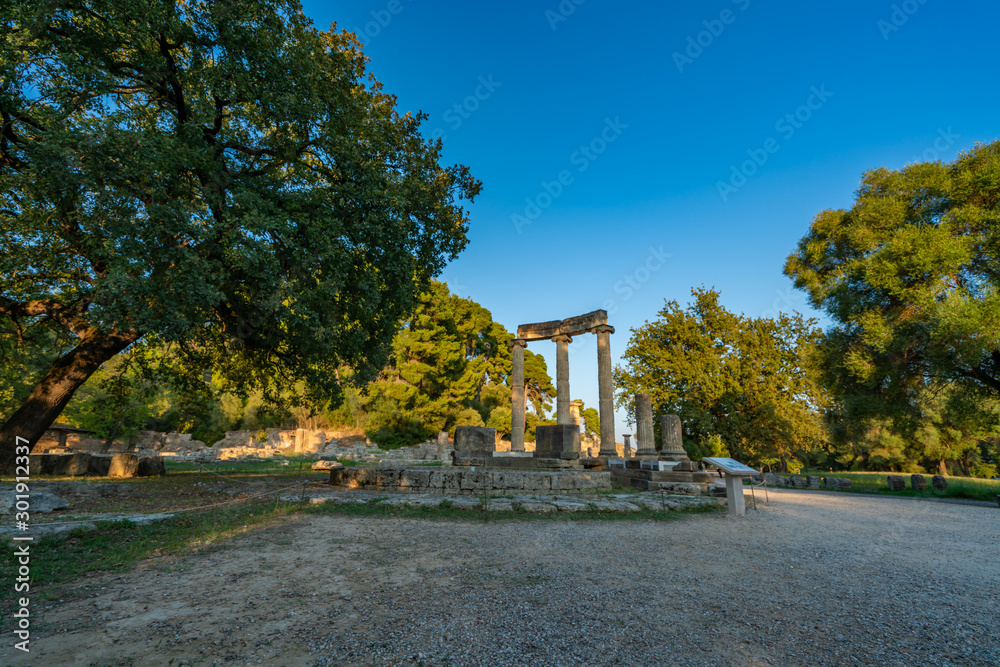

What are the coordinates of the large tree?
(784, 141, 1000, 422)
(0, 0, 480, 470)
(613, 288, 827, 468)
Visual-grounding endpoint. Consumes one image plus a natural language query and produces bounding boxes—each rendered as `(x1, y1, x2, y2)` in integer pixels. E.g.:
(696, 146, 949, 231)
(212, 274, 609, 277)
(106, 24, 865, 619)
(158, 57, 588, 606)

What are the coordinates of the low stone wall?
(763, 473, 851, 490)
(327, 467, 611, 494)
(28, 452, 165, 478)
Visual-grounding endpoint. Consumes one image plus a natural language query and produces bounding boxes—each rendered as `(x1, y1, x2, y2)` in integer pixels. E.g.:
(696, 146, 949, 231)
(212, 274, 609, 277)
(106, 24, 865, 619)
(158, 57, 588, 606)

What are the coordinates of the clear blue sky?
(303, 0, 1000, 439)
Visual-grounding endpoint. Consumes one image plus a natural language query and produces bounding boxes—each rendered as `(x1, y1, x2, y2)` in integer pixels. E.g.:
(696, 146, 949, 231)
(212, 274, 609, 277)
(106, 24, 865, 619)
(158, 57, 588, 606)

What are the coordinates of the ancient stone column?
(553, 335, 572, 425)
(510, 339, 528, 452)
(634, 393, 657, 457)
(622, 433, 632, 458)
(659, 414, 689, 461)
(595, 325, 617, 457)
(569, 399, 583, 425)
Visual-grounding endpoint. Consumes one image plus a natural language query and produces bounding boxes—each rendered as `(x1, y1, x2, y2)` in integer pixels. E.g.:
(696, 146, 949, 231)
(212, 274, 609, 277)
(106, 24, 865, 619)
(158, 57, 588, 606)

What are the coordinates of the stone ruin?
(28, 423, 456, 478)
(509, 309, 617, 457)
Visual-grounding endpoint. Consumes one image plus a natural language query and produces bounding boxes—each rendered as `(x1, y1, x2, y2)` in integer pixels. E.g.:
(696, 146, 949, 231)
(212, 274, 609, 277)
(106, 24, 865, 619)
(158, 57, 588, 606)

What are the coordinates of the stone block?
(327, 468, 352, 486)
(354, 468, 377, 487)
(788, 475, 806, 489)
(911, 474, 927, 491)
(88, 455, 112, 476)
(823, 477, 852, 490)
(764, 473, 784, 487)
(886, 475, 905, 491)
(932, 475, 948, 491)
(550, 472, 575, 491)
(454, 426, 496, 453)
(441, 471, 461, 492)
(426, 470, 445, 491)
(399, 469, 430, 491)
(522, 473, 552, 492)
(29, 453, 92, 476)
(108, 453, 140, 478)
(534, 424, 581, 459)
(805, 475, 821, 489)
(375, 469, 400, 488)
(0, 491, 69, 514)
(136, 457, 165, 477)
(493, 471, 524, 490)
(459, 470, 488, 491)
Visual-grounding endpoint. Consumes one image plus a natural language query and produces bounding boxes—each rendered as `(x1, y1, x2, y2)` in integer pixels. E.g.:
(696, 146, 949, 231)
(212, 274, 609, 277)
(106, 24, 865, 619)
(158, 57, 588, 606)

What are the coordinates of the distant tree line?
(614, 142, 1000, 478)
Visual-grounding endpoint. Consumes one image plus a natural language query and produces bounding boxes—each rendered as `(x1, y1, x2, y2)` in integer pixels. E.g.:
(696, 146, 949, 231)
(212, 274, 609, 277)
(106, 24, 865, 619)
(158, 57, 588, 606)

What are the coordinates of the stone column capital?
(592, 324, 615, 335)
(551, 334, 573, 344)
(509, 338, 528, 349)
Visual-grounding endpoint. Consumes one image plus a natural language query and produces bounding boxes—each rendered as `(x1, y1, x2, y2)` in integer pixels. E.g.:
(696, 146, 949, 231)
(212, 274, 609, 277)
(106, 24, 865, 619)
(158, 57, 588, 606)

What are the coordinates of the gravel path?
(5, 489, 998, 666)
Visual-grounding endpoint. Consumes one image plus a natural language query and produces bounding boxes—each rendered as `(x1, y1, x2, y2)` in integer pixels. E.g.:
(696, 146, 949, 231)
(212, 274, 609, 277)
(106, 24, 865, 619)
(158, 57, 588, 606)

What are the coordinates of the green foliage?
(0, 323, 73, 422)
(971, 461, 998, 479)
(578, 404, 600, 440)
(358, 281, 524, 447)
(524, 351, 555, 417)
(684, 434, 730, 462)
(785, 141, 1000, 422)
(0, 0, 480, 460)
(613, 287, 828, 468)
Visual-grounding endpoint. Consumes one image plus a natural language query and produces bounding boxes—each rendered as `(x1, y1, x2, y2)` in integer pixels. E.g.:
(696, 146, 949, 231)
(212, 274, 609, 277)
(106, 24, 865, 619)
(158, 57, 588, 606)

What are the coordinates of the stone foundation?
(326, 467, 611, 494)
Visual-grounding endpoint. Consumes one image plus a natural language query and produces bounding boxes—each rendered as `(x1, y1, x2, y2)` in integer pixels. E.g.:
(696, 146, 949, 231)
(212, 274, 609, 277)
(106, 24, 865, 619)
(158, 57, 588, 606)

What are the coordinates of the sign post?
(703, 457, 759, 516)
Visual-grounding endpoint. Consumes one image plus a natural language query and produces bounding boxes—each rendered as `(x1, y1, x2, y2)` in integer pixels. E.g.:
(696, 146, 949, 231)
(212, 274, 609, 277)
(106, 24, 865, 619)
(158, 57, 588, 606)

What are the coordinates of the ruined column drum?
(659, 414, 690, 462)
(634, 393, 657, 457)
(510, 339, 528, 452)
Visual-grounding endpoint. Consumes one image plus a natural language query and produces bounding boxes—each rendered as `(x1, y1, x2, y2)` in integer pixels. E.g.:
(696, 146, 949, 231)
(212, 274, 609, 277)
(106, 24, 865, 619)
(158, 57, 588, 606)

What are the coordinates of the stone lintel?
(517, 310, 609, 342)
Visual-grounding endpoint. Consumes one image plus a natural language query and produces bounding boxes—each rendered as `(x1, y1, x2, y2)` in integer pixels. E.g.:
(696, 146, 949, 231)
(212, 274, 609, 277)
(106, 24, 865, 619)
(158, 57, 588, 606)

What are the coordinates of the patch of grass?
(798, 471, 1000, 502)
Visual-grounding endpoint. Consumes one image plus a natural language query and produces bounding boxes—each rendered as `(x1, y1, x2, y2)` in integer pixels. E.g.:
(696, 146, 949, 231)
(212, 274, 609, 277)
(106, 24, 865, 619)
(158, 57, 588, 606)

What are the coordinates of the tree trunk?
(938, 459, 948, 476)
(0, 329, 141, 473)
(100, 414, 129, 454)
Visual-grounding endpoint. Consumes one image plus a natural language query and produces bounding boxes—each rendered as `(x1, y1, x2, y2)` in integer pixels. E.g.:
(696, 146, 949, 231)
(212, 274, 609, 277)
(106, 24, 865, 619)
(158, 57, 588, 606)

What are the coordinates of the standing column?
(622, 433, 632, 458)
(510, 339, 528, 452)
(595, 325, 618, 457)
(634, 393, 657, 457)
(553, 335, 572, 425)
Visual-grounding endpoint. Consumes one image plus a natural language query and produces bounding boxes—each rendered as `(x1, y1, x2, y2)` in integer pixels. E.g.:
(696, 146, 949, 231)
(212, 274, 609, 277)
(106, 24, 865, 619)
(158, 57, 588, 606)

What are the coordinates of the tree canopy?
(0, 0, 479, 470)
(785, 141, 1000, 422)
(356, 281, 554, 447)
(613, 288, 827, 468)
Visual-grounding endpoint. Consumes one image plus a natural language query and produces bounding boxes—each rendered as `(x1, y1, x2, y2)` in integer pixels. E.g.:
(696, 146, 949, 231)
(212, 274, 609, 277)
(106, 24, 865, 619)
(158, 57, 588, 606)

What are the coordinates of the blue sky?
(303, 0, 1000, 439)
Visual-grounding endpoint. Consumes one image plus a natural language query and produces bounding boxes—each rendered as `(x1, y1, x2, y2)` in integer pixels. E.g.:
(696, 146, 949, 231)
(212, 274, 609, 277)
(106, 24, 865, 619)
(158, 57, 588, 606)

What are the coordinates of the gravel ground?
(4, 488, 998, 666)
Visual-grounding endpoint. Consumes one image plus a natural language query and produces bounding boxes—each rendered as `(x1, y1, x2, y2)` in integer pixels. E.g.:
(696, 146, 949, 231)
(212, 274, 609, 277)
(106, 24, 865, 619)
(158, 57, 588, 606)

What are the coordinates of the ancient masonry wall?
(328, 468, 611, 494)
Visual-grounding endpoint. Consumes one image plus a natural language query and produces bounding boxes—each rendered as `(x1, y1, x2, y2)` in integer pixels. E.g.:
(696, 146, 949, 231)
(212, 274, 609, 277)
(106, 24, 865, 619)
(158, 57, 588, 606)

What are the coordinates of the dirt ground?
(3, 489, 999, 667)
